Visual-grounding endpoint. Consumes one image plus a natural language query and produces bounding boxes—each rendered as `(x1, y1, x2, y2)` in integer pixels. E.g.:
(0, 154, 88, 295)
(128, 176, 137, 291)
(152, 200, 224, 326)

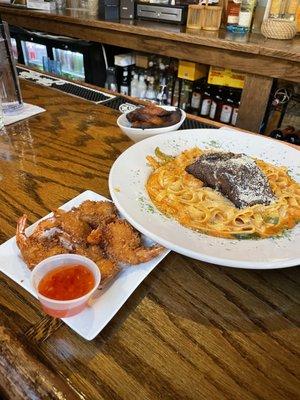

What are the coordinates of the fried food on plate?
(16, 215, 66, 269)
(74, 244, 119, 283)
(126, 104, 181, 129)
(16, 200, 163, 284)
(54, 208, 91, 244)
(104, 219, 164, 264)
(76, 200, 118, 228)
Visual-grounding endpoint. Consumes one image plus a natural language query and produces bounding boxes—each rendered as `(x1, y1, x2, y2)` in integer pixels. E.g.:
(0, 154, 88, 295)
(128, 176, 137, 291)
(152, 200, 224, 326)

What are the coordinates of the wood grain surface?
(237, 74, 273, 132)
(0, 5, 299, 83)
(0, 80, 299, 400)
(1, 5, 300, 61)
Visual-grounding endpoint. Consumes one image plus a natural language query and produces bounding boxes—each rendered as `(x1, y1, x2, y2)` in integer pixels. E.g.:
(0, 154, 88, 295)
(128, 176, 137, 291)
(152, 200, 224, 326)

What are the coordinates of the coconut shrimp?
(53, 209, 92, 244)
(74, 244, 120, 283)
(16, 215, 66, 269)
(103, 219, 164, 265)
(76, 200, 117, 228)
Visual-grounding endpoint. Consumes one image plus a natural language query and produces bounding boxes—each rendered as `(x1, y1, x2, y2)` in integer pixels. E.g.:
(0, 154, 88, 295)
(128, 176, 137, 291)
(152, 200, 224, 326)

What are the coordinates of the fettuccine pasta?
(146, 148, 300, 239)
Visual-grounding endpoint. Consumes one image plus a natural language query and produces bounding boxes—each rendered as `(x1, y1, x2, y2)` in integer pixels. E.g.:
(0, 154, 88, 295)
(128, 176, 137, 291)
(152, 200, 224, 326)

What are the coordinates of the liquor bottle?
(130, 73, 139, 98)
(105, 67, 118, 92)
(269, 129, 284, 140)
(145, 77, 156, 101)
(200, 84, 212, 117)
(157, 77, 167, 105)
(190, 80, 203, 115)
(230, 90, 241, 126)
(235, 0, 256, 33)
(120, 67, 130, 95)
(219, 89, 234, 124)
(180, 80, 193, 111)
(172, 78, 181, 107)
(137, 75, 147, 99)
(145, 60, 154, 86)
(209, 87, 224, 121)
(165, 75, 174, 106)
(285, 132, 300, 145)
(226, 0, 242, 31)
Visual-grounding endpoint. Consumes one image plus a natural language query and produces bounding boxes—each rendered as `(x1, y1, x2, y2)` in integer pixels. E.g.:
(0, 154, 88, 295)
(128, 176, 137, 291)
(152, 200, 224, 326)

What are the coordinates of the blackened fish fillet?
(126, 105, 181, 129)
(185, 152, 275, 208)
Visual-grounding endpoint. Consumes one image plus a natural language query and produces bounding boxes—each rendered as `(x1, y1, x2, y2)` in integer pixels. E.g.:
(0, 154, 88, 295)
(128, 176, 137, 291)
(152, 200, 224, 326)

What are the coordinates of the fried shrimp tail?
(104, 220, 164, 264)
(86, 226, 103, 245)
(16, 214, 66, 269)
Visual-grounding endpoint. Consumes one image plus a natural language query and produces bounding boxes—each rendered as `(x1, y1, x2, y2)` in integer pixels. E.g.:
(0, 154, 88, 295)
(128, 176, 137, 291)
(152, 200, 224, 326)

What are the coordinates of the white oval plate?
(109, 129, 300, 269)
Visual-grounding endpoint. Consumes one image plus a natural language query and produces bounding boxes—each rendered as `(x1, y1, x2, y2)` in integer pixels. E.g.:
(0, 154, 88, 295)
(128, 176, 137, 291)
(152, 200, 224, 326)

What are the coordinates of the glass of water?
(0, 37, 23, 115)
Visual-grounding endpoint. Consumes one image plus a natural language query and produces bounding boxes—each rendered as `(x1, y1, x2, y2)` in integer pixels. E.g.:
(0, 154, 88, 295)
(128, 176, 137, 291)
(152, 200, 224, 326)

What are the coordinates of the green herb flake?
(264, 216, 279, 225)
(233, 233, 261, 240)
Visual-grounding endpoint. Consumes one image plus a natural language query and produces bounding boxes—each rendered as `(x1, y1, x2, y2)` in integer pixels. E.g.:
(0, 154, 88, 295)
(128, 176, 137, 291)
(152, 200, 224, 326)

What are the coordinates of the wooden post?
(236, 74, 273, 133)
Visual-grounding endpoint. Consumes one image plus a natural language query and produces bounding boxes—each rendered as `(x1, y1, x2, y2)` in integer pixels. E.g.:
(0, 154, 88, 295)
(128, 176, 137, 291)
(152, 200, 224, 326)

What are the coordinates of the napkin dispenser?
(136, 2, 188, 24)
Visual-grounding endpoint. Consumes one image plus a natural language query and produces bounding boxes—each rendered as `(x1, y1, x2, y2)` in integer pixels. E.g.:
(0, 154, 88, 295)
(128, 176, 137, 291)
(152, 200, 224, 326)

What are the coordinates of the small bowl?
(117, 105, 186, 142)
(31, 254, 101, 318)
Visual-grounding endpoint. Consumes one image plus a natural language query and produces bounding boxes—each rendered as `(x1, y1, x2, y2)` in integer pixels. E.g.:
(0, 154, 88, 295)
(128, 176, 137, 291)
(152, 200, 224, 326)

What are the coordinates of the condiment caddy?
(187, 0, 223, 30)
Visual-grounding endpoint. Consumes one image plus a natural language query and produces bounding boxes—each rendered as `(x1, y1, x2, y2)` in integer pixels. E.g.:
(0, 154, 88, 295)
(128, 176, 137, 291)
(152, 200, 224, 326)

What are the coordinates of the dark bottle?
(219, 89, 234, 124)
(120, 66, 130, 95)
(285, 133, 300, 145)
(190, 80, 203, 115)
(172, 78, 181, 107)
(105, 67, 118, 92)
(282, 126, 300, 146)
(269, 129, 284, 140)
(209, 87, 224, 121)
(180, 80, 193, 111)
(230, 90, 241, 126)
(165, 75, 174, 106)
(199, 84, 212, 117)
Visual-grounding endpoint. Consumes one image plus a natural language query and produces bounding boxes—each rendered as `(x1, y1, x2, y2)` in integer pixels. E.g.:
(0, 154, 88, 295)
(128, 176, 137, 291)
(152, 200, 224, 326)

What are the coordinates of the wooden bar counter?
(0, 80, 299, 400)
(0, 4, 300, 133)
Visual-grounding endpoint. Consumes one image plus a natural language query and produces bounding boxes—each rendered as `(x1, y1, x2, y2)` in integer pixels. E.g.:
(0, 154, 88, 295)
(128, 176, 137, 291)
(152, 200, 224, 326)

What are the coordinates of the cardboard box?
(208, 66, 245, 89)
(178, 61, 207, 81)
(135, 53, 150, 69)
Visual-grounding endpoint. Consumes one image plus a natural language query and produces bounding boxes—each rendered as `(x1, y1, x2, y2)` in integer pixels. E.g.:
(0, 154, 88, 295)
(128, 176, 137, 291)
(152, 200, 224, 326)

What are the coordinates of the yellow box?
(178, 61, 208, 81)
(207, 66, 245, 89)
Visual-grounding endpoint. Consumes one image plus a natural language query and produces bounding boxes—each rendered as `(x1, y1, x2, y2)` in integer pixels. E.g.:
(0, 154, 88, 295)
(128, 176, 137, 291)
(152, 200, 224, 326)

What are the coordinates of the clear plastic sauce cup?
(31, 254, 101, 318)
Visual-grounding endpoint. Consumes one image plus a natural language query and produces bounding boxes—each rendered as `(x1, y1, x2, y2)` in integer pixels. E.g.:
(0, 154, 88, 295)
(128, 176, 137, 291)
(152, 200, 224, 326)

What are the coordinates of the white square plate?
(0, 190, 170, 340)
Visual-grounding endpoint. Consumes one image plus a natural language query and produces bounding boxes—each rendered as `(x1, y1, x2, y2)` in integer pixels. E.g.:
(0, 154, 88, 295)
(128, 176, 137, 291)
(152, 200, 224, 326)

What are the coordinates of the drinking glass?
(0, 37, 23, 115)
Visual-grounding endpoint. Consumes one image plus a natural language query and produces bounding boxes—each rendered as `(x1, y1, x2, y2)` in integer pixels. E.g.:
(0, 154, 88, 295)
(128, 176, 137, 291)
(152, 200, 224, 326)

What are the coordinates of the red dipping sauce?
(38, 264, 95, 301)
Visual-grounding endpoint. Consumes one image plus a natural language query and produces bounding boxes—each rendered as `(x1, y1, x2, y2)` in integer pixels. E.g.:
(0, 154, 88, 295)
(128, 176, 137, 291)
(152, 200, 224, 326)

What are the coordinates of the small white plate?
(0, 190, 170, 340)
(109, 129, 300, 270)
(117, 105, 186, 142)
